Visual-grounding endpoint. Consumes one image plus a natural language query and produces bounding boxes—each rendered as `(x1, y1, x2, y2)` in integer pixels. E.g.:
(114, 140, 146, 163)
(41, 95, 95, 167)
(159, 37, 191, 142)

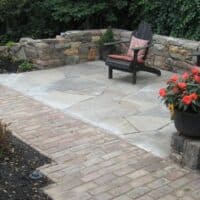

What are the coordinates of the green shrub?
(98, 27, 116, 60)
(99, 27, 115, 46)
(18, 61, 33, 72)
(0, 0, 199, 43)
(6, 41, 16, 47)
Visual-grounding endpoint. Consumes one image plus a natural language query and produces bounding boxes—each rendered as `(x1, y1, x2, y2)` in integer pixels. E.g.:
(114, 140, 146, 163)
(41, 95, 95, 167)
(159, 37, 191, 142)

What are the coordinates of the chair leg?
(108, 66, 113, 79)
(132, 69, 136, 84)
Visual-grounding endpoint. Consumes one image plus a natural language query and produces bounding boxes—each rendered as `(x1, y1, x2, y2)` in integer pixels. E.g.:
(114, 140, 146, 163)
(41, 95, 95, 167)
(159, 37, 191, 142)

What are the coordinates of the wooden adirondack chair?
(105, 22, 161, 84)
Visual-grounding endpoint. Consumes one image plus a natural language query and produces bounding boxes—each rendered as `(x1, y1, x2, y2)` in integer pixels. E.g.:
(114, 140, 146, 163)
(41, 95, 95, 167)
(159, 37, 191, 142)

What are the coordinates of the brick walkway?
(1, 85, 200, 200)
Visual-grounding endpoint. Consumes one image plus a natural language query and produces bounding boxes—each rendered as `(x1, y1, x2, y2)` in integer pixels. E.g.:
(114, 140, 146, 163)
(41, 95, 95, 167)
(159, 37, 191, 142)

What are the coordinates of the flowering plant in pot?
(159, 66, 200, 137)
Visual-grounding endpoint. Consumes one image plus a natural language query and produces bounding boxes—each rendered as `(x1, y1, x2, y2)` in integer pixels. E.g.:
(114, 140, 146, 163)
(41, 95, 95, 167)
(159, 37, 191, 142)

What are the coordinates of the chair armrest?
(189, 51, 200, 56)
(103, 40, 129, 46)
(131, 44, 151, 63)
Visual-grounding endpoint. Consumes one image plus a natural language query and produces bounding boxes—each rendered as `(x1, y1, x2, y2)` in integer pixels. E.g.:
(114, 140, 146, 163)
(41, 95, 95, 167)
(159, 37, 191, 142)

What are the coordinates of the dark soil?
(0, 135, 52, 200)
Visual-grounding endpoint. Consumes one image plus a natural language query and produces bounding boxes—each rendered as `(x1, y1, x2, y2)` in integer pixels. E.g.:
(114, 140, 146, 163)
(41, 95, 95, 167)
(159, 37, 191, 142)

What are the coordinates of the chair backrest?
(126, 21, 152, 59)
(132, 21, 153, 41)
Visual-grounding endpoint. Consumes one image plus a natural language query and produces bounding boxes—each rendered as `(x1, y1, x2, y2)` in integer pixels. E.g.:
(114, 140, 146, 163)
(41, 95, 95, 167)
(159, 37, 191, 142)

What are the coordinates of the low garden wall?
(0, 30, 104, 69)
(0, 29, 199, 72)
(114, 29, 200, 72)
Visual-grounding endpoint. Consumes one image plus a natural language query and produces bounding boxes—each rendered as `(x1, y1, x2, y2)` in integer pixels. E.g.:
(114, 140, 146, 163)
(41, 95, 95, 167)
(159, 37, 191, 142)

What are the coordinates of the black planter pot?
(99, 46, 115, 61)
(0, 57, 18, 73)
(174, 110, 200, 137)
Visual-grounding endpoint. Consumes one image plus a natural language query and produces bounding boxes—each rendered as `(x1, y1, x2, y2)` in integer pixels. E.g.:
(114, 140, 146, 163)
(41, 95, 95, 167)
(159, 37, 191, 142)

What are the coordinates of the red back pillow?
(127, 35, 148, 60)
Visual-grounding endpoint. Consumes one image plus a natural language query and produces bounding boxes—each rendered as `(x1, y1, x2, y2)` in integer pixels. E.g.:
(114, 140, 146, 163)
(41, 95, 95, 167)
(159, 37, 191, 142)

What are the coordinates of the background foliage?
(0, 0, 199, 44)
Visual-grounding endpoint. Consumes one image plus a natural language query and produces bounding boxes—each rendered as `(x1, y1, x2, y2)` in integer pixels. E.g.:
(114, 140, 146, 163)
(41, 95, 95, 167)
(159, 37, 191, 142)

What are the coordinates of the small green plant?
(6, 41, 16, 47)
(18, 61, 33, 72)
(98, 27, 116, 60)
(98, 27, 115, 46)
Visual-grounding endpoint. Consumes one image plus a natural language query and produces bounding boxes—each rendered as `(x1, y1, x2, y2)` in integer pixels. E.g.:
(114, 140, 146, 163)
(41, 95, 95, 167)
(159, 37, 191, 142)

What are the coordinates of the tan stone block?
(180, 49, 188, 56)
(88, 47, 97, 61)
(64, 47, 79, 56)
(55, 42, 70, 49)
(56, 35, 65, 40)
(154, 55, 165, 68)
(34, 42, 49, 49)
(71, 42, 82, 48)
(169, 46, 189, 60)
(169, 46, 179, 54)
(92, 36, 100, 42)
(33, 59, 64, 68)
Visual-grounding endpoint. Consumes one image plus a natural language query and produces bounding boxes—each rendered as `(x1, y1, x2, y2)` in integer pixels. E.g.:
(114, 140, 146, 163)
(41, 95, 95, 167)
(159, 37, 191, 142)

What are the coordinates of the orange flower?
(177, 82, 187, 90)
(192, 67, 200, 75)
(182, 72, 189, 80)
(194, 75, 200, 83)
(159, 88, 166, 97)
(169, 74, 179, 83)
(182, 95, 192, 105)
(190, 93, 198, 101)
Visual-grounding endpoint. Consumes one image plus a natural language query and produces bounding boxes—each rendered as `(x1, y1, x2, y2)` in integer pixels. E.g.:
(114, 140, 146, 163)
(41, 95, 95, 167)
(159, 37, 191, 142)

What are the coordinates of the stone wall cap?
(153, 34, 200, 44)
(61, 29, 104, 36)
(20, 38, 35, 43)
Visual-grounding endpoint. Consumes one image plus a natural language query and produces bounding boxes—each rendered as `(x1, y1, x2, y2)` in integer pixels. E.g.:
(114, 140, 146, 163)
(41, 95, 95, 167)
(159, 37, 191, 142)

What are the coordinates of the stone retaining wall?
(113, 29, 200, 72)
(0, 30, 104, 69)
(0, 29, 199, 71)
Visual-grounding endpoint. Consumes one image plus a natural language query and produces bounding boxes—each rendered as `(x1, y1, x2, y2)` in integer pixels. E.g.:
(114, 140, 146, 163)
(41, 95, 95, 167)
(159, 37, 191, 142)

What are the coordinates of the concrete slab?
(0, 61, 174, 157)
(124, 129, 173, 157)
(126, 115, 170, 132)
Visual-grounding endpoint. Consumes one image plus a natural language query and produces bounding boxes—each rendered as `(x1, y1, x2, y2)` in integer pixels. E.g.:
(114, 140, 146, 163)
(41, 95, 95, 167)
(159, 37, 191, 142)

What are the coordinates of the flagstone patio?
(1, 61, 200, 200)
(0, 61, 175, 157)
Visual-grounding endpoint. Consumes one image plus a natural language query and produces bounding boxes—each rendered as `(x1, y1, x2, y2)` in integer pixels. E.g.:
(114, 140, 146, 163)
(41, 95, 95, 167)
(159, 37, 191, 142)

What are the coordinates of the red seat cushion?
(108, 54, 145, 64)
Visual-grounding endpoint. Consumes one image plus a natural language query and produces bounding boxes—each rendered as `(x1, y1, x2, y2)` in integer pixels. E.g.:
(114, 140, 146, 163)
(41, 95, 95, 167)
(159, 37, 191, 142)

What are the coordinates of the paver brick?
(82, 172, 102, 182)
(147, 178, 169, 189)
(128, 169, 149, 179)
(71, 182, 97, 193)
(108, 183, 132, 196)
(127, 186, 151, 199)
(137, 195, 154, 200)
(130, 175, 155, 188)
(148, 185, 174, 199)
(113, 166, 136, 176)
(112, 195, 132, 200)
(94, 192, 113, 200)
(89, 184, 112, 195)
(158, 194, 177, 200)
(1, 85, 200, 200)
(94, 173, 117, 185)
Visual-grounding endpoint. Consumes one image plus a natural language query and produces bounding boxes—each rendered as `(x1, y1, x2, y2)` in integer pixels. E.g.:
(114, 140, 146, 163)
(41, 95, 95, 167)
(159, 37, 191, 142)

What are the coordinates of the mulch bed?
(0, 135, 52, 200)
